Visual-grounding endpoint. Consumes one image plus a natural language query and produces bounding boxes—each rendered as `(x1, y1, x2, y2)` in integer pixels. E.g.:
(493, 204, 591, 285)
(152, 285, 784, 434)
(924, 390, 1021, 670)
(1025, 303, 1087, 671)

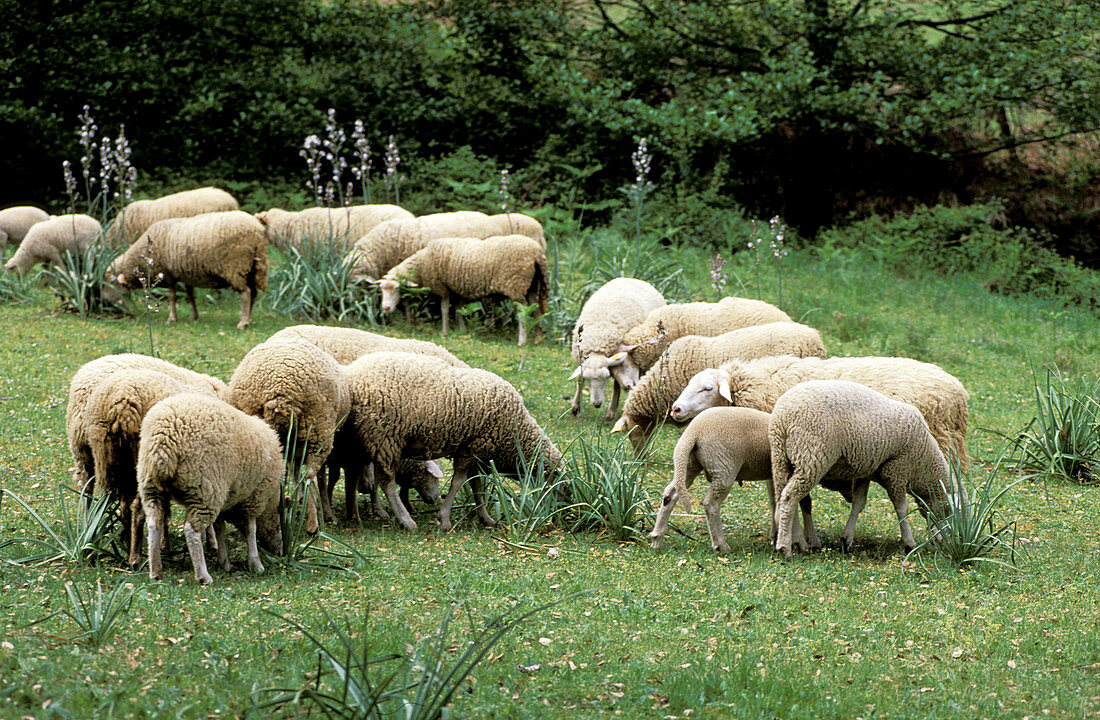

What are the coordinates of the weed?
(266, 239, 380, 325)
(0, 486, 123, 567)
(1014, 369, 1100, 485)
(45, 235, 125, 318)
(59, 578, 135, 648)
(565, 434, 653, 541)
(486, 442, 571, 543)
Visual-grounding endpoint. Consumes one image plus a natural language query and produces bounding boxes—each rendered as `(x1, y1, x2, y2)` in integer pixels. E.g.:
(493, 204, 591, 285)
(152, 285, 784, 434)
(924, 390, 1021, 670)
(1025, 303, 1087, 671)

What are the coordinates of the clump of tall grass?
(486, 442, 571, 544)
(266, 236, 380, 325)
(45, 236, 125, 317)
(59, 578, 136, 648)
(1014, 369, 1100, 486)
(0, 486, 123, 567)
(565, 434, 653, 541)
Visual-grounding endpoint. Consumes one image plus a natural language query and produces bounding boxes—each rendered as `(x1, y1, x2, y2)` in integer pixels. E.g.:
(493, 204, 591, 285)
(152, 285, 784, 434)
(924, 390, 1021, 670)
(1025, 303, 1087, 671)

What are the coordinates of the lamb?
(139, 393, 284, 585)
(621, 297, 792, 375)
(254, 204, 413, 251)
(344, 210, 545, 283)
(105, 210, 268, 329)
(0, 205, 50, 248)
(3, 214, 102, 275)
(378, 235, 549, 346)
(769, 380, 956, 557)
(569, 277, 666, 419)
(669, 354, 970, 470)
(228, 337, 351, 534)
(267, 324, 468, 367)
(105, 186, 238, 245)
(343, 351, 564, 531)
(648, 407, 818, 554)
(610, 322, 826, 452)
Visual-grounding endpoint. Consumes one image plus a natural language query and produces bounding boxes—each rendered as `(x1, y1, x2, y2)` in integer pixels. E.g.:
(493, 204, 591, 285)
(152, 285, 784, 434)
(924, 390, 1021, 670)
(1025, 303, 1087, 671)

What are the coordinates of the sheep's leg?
(604, 381, 622, 421)
(440, 295, 451, 335)
(318, 461, 337, 526)
(570, 376, 584, 416)
(399, 486, 412, 512)
(798, 495, 820, 550)
(184, 520, 214, 585)
(145, 497, 166, 581)
(379, 465, 417, 531)
(237, 287, 252, 329)
(515, 303, 527, 346)
(438, 459, 471, 531)
(185, 285, 198, 321)
(648, 482, 679, 550)
(702, 480, 733, 555)
(214, 519, 230, 572)
(839, 482, 870, 553)
(884, 482, 918, 553)
(345, 464, 364, 525)
(371, 479, 390, 520)
(166, 285, 179, 323)
(775, 471, 816, 558)
(456, 300, 467, 333)
(246, 517, 265, 574)
(128, 496, 146, 569)
(468, 472, 496, 528)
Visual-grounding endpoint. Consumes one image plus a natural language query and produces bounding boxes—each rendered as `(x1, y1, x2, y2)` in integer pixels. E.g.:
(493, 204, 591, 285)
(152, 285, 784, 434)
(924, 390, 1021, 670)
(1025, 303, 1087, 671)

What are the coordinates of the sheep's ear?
(619, 344, 638, 353)
(116, 274, 127, 286)
(718, 377, 733, 403)
(569, 366, 583, 380)
(607, 352, 628, 367)
(404, 280, 420, 288)
(425, 460, 444, 478)
(362, 276, 377, 285)
(610, 416, 629, 434)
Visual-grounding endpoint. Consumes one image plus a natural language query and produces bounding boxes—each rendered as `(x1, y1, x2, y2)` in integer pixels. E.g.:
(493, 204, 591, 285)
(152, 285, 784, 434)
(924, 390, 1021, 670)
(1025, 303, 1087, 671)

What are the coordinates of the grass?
(0, 238, 1098, 719)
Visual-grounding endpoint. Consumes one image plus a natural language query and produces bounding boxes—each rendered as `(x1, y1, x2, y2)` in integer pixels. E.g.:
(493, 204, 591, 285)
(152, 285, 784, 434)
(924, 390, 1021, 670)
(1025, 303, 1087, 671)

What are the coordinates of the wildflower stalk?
(384, 135, 401, 206)
(350, 119, 372, 205)
(620, 137, 654, 243)
(500, 168, 512, 231)
(747, 220, 762, 300)
(769, 215, 787, 307)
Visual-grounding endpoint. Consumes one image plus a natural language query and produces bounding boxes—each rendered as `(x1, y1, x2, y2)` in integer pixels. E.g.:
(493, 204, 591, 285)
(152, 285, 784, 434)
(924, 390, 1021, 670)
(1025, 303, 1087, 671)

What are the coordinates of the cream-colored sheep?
(343, 351, 564, 531)
(267, 324, 468, 367)
(139, 393, 284, 585)
(611, 322, 826, 453)
(4, 214, 102, 275)
(344, 211, 544, 283)
(105, 187, 238, 245)
(378, 235, 549, 346)
(106, 210, 268, 329)
(569, 278, 665, 419)
(254, 205, 413, 251)
(770, 380, 955, 557)
(0, 206, 50, 247)
(648, 407, 817, 554)
(669, 354, 970, 470)
(621, 297, 792, 375)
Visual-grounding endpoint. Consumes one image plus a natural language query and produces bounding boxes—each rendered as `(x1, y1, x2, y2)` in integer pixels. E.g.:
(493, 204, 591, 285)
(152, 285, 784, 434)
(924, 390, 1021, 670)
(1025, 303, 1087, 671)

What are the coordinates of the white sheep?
(106, 210, 268, 329)
(343, 351, 564, 531)
(3, 214, 102, 275)
(769, 380, 955, 557)
(669, 354, 970, 470)
(254, 204, 413, 251)
(139, 393, 284, 585)
(611, 322, 826, 452)
(105, 187, 238, 245)
(620, 296, 792, 376)
(344, 210, 545, 283)
(378, 235, 548, 346)
(0, 205, 50, 248)
(267, 324, 468, 367)
(569, 278, 666, 419)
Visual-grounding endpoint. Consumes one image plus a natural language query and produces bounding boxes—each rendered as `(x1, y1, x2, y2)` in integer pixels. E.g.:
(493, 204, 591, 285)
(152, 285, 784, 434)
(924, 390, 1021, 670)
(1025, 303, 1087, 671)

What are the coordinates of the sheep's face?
(609, 349, 640, 390)
(579, 356, 613, 408)
(670, 368, 729, 421)
(2, 257, 19, 273)
(409, 460, 443, 506)
(379, 279, 401, 313)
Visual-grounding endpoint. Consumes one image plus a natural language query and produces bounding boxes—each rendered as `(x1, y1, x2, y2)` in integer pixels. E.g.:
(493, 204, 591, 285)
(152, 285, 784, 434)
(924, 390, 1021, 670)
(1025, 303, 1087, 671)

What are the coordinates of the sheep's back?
(573, 278, 666, 360)
(269, 324, 468, 367)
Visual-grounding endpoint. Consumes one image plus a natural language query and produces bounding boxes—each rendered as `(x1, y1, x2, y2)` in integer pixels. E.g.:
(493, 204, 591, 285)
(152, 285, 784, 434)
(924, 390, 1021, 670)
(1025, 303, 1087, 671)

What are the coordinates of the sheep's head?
(378, 273, 418, 314)
(2, 257, 19, 273)
(408, 459, 443, 506)
(669, 367, 733, 421)
(569, 350, 635, 408)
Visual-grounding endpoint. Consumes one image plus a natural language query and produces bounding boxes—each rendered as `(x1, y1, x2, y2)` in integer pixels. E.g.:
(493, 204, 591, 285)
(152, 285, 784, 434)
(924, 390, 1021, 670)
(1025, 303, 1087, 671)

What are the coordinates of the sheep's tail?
(138, 430, 179, 488)
(671, 432, 695, 514)
(250, 245, 269, 292)
(527, 256, 549, 315)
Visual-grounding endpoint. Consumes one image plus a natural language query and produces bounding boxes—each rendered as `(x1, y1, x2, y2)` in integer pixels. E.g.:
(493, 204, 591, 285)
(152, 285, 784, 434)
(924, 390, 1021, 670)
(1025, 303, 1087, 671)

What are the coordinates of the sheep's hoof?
(649, 537, 663, 551)
(570, 406, 580, 416)
(713, 543, 732, 555)
(196, 572, 214, 585)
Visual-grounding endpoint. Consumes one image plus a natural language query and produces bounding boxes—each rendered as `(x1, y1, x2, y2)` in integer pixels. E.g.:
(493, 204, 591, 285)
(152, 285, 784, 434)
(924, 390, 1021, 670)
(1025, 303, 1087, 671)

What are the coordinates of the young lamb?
(649, 407, 818, 555)
(669, 354, 971, 470)
(105, 186, 239, 245)
(228, 337, 351, 534)
(344, 210, 544, 283)
(254, 204, 413, 251)
(620, 296, 792, 375)
(569, 277, 666, 419)
(139, 393, 284, 585)
(378, 235, 549, 346)
(106, 210, 268, 329)
(611, 322, 826, 453)
(343, 351, 564, 532)
(267, 324, 468, 367)
(4, 214, 102, 275)
(0, 205, 50, 248)
(769, 380, 955, 557)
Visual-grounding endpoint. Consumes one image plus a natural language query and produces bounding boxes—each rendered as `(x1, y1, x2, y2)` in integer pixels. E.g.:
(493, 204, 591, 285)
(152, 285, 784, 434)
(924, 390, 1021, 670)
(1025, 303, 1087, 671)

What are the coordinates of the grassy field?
(0, 239, 1097, 719)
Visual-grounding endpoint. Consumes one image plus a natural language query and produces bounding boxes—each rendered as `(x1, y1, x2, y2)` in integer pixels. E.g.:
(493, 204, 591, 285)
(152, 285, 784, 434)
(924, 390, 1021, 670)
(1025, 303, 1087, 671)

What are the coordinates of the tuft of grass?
(1014, 368, 1100, 485)
(486, 442, 571, 544)
(0, 266, 37, 304)
(565, 434, 653, 541)
(0, 486, 123, 567)
(266, 237, 380, 325)
(44, 237, 125, 318)
(59, 578, 135, 648)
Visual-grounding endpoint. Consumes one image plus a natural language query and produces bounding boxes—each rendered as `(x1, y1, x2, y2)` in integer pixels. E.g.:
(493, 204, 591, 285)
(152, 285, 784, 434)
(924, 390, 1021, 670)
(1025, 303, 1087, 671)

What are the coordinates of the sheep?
(0, 205, 50, 248)
(569, 278, 666, 419)
(106, 210, 268, 329)
(769, 380, 955, 557)
(267, 324, 468, 367)
(611, 322, 827, 453)
(139, 393, 284, 585)
(66, 353, 229, 500)
(344, 210, 545, 283)
(648, 407, 818, 554)
(228, 337, 351, 534)
(621, 297, 792, 376)
(343, 351, 564, 531)
(254, 204, 413, 251)
(669, 354, 970, 470)
(84, 368, 224, 568)
(378, 235, 549, 346)
(3, 214, 102, 275)
(105, 186, 238, 245)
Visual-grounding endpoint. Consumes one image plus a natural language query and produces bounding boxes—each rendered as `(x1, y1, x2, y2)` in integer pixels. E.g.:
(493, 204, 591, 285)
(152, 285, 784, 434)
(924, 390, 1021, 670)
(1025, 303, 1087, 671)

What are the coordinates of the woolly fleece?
(254, 204, 413, 251)
(105, 186, 238, 244)
(4, 214, 102, 274)
(0, 206, 50, 247)
(268, 324, 468, 367)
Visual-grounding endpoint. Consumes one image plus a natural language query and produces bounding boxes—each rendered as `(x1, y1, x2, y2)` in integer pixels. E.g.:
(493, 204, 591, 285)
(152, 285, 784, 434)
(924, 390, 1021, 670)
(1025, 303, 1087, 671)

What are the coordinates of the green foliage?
(44, 237, 126, 318)
(486, 442, 570, 543)
(0, 487, 122, 567)
(59, 579, 136, 648)
(0, 265, 37, 304)
(401, 146, 502, 215)
(1014, 370, 1100, 486)
(565, 435, 653, 541)
(266, 241, 380, 326)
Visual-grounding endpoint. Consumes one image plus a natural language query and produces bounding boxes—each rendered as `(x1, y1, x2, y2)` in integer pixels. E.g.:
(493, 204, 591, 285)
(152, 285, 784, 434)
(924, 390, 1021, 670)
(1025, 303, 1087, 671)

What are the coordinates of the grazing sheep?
(648, 407, 818, 554)
(621, 297, 792, 375)
(0, 205, 50, 248)
(378, 235, 549, 346)
(254, 204, 413, 251)
(611, 322, 826, 453)
(343, 352, 564, 531)
(669, 354, 970, 470)
(66, 353, 229, 499)
(344, 210, 545, 283)
(105, 187, 238, 245)
(4, 214, 102, 275)
(139, 393, 284, 585)
(106, 210, 268, 329)
(228, 338, 351, 534)
(769, 380, 955, 557)
(570, 278, 666, 419)
(267, 324, 468, 367)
